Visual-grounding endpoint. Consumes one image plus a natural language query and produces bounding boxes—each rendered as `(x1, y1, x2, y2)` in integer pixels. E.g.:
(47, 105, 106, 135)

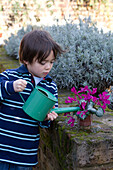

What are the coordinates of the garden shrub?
(4, 17, 113, 93)
(4, 25, 32, 58)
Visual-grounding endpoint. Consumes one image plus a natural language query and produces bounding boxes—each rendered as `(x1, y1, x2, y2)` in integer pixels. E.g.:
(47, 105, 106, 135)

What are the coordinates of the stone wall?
(37, 111, 113, 170)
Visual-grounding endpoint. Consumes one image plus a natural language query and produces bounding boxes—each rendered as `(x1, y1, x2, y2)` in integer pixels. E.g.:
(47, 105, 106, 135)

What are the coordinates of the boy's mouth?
(43, 72, 49, 75)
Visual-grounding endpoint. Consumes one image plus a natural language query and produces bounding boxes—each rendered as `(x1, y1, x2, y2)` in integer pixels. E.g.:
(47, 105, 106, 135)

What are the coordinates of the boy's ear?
(23, 60, 29, 65)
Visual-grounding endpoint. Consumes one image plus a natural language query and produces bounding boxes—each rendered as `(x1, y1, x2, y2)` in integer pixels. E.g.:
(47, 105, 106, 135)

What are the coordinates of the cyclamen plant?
(65, 86, 110, 127)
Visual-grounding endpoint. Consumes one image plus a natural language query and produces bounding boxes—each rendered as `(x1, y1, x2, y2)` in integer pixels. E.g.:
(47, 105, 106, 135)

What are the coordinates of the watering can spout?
(51, 107, 80, 114)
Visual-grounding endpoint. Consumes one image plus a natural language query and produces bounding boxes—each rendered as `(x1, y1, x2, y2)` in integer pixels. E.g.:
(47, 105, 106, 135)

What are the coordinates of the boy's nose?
(45, 63, 51, 69)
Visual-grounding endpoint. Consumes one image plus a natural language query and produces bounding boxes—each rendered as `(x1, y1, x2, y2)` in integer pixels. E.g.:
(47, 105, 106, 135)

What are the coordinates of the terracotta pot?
(77, 115, 92, 127)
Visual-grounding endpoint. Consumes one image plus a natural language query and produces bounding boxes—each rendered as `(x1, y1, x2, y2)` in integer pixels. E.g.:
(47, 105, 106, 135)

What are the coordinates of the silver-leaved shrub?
(4, 17, 113, 93)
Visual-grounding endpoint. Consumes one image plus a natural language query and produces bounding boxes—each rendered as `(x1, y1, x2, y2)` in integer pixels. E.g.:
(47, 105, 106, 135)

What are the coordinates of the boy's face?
(24, 50, 55, 78)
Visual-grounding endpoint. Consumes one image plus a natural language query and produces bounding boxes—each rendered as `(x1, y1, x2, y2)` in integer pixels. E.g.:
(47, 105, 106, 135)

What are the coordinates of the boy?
(0, 30, 64, 169)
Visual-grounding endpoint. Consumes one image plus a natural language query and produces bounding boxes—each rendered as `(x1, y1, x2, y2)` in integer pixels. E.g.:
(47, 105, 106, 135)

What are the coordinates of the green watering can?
(19, 86, 80, 121)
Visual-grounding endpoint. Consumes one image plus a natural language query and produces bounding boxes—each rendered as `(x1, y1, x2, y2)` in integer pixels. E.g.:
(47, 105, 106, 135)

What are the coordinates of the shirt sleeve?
(0, 70, 15, 101)
(53, 85, 58, 108)
(38, 120, 51, 128)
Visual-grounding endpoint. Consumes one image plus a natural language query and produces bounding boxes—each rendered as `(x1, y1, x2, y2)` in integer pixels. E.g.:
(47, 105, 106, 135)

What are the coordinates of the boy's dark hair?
(19, 29, 64, 64)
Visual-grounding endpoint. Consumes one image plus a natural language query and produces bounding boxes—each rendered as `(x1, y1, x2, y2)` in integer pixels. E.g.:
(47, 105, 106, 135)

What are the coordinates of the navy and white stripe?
(0, 64, 58, 166)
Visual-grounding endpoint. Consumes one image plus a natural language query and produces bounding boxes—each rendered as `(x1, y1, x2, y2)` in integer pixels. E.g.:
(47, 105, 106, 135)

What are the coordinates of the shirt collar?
(16, 64, 29, 73)
(16, 64, 52, 83)
(44, 74, 52, 83)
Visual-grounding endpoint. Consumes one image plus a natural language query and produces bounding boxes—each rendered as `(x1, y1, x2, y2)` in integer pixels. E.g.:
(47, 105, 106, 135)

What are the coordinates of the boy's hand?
(45, 106, 58, 121)
(13, 79, 27, 92)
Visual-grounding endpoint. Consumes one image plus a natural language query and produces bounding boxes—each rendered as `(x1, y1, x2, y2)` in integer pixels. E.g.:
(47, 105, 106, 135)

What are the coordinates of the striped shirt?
(0, 64, 58, 166)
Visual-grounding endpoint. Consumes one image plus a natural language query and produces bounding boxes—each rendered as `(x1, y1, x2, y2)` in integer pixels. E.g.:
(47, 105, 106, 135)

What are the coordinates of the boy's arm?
(0, 70, 15, 101)
(0, 71, 27, 101)
(38, 105, 58, 128)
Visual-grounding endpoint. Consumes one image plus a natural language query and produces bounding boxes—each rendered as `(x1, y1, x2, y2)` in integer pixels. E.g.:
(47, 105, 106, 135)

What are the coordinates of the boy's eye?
(40, 60, 55, 65)
(50, 61, 55, 64)
(40, 61, 46, 65)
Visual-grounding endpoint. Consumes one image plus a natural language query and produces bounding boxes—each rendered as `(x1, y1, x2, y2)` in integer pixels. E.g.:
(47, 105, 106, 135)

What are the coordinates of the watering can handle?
(19, 92, 25, 103)
(19, 81, 34, 103)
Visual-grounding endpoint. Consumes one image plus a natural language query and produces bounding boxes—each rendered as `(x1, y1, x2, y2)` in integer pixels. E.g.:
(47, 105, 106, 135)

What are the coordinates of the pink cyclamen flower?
(91, 88, 97, 95)
(97, 100, 102, 106)
(80, 110, 87, 118)
(78, 86, 89, 93)
(99, 92, 111, 105)
(71, 87, 78, 94)
(81, 102, 87, 110)
(81, 112, 86, 118)
(81, 93, 92, 102)
(77, 94, 82, 99)
(92, 96, 98, 103)
(76, 111, 81, 115)
(67, 116, 75, 127)
(65, 99, 72, 104)
(65, 96, 77, 104)
(101, 103, 107, 110)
